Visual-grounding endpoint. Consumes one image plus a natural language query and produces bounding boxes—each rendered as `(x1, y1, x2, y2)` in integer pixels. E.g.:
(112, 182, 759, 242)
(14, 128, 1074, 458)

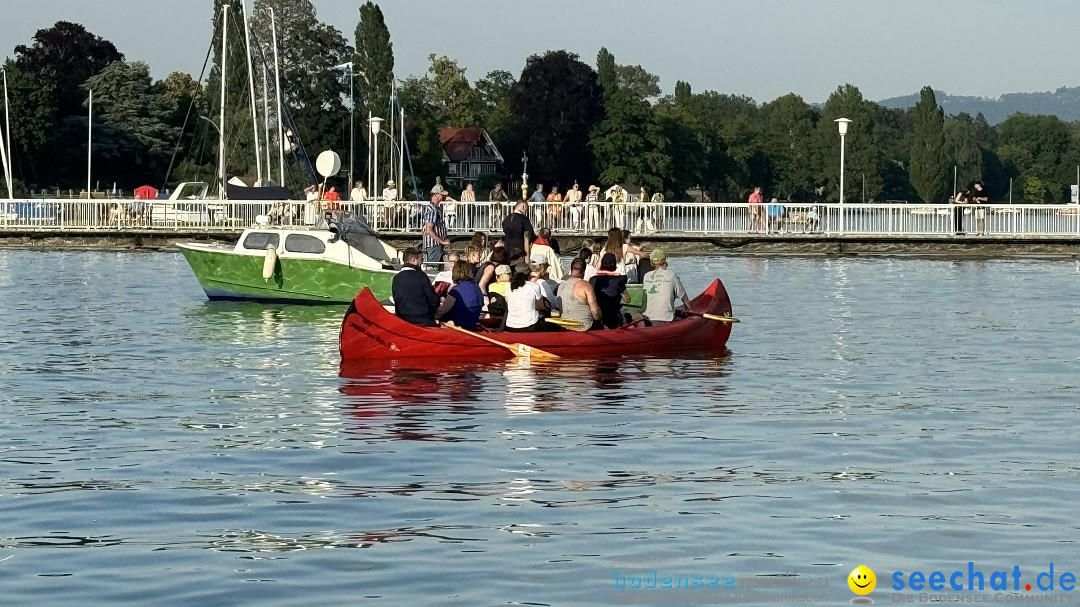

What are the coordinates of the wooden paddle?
(443, 323, 561, 361)
(681, 311, 741, 323)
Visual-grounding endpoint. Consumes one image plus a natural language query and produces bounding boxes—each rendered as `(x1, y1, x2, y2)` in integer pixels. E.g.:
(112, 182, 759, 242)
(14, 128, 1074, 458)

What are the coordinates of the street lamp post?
(369, 116, 383, 199)
(835, 118, 852, 234)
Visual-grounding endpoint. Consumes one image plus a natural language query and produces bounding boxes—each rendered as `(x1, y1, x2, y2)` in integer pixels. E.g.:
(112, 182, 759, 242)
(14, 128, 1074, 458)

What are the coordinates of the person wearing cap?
(640, 248, 690, 327)
(586, 185, 602, 230)
(382, 179, 398, 201)
(529, 253, 558, 310)
(589, 252, 630, 329)
(487, 264, 513, 298)
(378, 179, 398, 229)
(422, 191, 452, 263)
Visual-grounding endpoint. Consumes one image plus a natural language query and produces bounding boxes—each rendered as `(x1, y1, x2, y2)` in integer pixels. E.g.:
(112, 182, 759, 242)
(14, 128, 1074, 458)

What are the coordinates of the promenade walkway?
(3, 199, 1080, 240)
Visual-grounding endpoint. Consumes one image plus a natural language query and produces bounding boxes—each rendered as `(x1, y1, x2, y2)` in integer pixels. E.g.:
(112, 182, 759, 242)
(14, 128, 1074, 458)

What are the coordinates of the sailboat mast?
(270, 6, 284, 186)
(241, 1, 263, 184)
(262, 63, 271, 181)
(219, 4, 228, 199)
(399, 106, 405, 197)
(0, 68, 11, 199)
(2, 67, 10, 199)
(87, 90, 92, 198)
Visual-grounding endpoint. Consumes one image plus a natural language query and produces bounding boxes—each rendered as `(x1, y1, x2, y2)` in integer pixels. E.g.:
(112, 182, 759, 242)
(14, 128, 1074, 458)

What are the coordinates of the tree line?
(4, 0, 1080, 203)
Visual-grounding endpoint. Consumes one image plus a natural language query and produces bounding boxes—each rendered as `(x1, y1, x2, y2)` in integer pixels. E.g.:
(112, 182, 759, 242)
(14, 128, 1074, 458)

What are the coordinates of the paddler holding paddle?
(639, 248, 691, 327)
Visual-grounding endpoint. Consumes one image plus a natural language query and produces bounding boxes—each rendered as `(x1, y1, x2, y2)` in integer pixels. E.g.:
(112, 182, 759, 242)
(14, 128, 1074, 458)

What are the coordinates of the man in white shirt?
(381, 179, 398, 201)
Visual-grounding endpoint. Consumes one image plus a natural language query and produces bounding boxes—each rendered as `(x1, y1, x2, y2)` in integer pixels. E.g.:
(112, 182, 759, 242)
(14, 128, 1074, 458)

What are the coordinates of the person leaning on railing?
(969, 181, 988, 235)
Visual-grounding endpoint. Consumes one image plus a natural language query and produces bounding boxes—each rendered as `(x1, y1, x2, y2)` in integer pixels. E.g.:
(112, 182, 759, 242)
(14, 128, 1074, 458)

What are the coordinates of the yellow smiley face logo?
(848, 566, 876, 595)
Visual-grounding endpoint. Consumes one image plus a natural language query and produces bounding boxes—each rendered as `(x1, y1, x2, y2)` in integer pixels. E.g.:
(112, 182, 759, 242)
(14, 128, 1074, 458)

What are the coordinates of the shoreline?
(2, 229, 1080, 257)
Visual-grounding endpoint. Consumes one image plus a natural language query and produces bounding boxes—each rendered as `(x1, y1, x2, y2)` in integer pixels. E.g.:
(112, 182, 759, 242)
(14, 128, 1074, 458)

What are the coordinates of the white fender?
(262, 246, 278, 281)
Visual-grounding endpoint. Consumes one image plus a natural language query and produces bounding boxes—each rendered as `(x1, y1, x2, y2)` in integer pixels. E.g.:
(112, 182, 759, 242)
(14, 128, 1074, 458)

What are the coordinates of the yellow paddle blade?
(516, 343, 560, 361)
(544, 317, 584, 329)
(702, 313, 741, 323)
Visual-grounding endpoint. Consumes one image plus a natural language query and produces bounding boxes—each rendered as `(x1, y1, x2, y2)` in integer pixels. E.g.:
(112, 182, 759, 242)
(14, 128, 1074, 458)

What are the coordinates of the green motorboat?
(178, 218, 403, 304)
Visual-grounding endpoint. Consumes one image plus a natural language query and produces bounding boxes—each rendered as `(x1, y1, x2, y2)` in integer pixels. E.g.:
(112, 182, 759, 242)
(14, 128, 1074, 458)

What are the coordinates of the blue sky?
(3, 0, 1079, 104)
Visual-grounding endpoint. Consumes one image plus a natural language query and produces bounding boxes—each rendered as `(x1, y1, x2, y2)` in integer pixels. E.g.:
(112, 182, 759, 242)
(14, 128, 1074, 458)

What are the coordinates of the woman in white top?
(350, 181, 367, 201)
(504, 271, 549, 332)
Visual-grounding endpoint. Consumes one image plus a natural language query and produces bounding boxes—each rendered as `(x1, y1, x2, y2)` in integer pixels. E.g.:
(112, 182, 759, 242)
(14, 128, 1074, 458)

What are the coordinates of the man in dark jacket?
(392, 248, 439, 326)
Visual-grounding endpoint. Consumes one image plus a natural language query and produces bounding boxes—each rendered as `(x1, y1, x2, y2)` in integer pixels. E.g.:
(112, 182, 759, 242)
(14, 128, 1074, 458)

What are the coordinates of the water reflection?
(337, 355, 733, 440)
(185, 302, 344, 347)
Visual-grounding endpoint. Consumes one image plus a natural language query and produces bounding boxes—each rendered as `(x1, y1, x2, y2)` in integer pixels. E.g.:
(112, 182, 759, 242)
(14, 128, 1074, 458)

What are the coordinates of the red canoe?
(338, 279, 733, 360)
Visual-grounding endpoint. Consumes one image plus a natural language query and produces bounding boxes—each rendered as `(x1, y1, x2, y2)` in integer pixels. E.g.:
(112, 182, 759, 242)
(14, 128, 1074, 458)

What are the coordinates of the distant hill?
(879, 87, 1080, 124)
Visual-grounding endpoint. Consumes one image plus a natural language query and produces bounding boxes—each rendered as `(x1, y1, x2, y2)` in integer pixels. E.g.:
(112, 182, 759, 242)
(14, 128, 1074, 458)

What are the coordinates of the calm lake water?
(1, 250, 1079, 605)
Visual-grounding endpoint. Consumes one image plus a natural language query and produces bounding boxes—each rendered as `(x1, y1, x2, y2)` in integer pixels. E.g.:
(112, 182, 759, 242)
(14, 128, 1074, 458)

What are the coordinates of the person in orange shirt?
(546, 185, 563, 226)
(323, 186, 342, 210)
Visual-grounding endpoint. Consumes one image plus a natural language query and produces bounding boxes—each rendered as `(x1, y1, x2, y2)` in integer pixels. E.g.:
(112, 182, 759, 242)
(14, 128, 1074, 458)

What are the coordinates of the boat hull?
(179, 245, 395, 304)
(339, 279, 733, 360)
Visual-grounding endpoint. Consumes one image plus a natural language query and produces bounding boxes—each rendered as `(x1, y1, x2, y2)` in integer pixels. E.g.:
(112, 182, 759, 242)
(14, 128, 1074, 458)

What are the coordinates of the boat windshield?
(328, 213, 397, 268)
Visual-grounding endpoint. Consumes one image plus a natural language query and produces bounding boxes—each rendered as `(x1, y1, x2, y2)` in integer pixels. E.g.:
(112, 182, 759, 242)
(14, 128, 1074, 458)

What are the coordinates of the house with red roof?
(439, 127, 504, 188)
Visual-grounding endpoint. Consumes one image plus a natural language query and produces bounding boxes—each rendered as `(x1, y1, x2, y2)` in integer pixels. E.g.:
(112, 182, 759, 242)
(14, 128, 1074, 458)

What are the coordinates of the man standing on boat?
(392, 248, 439, 326)
(422, 192, 452, 263)
(502, 200, 534, 259)
(640, 249, 690, 327)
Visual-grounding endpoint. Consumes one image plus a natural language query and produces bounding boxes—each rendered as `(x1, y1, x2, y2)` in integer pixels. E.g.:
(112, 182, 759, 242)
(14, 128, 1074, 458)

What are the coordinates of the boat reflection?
(337, 352, 734, 433)
(184, 301, 344, 347)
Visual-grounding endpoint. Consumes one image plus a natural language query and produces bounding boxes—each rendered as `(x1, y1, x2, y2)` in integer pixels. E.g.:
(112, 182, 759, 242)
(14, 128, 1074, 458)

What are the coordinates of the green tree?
(679, 91, 756, 200)
(422, 54, 477, 127)
(14, 21, 122, 118)
(80, 61, 181, 186)
(654, 99, 706, 198)
(354, 1, 394, 121)
(1022, 175, 1046, 202)
(596, 47, 617, 99)
(908, 86, 948, 202)
(814, 84, 883, 202)
(998, 113, 1073, 201)
(942, 113, 982, 192)
(507, 50, 604, 188)
(589, 88, 670, 191)
(673, 80, 692, 105)
(759, 93, 815, 199)
(474, 70, 515, 143)
(0, 60, 57, 185)
(615, 64, 661, 100)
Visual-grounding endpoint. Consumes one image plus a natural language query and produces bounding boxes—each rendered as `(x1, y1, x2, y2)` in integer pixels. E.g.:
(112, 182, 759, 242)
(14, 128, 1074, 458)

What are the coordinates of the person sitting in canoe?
(504, 271, 559, 332)
(590, 253, 631, 329)
(555, 258, 602, 332)
(640, 248, 690, 327)
(435, 260, 484, 330)
(488, 264, 512, 298)
(474, 246, 509, 294)
(529, 254, 559, 311)
(391, 247, 439, 327)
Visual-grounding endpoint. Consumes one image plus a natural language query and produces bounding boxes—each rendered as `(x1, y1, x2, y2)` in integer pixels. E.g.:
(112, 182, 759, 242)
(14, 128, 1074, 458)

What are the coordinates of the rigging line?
(161, 30, 215, 190)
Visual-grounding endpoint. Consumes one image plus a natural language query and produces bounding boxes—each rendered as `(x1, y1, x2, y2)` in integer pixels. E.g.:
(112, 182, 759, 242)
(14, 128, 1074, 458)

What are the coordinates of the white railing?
(2, 198, 1080, 238)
